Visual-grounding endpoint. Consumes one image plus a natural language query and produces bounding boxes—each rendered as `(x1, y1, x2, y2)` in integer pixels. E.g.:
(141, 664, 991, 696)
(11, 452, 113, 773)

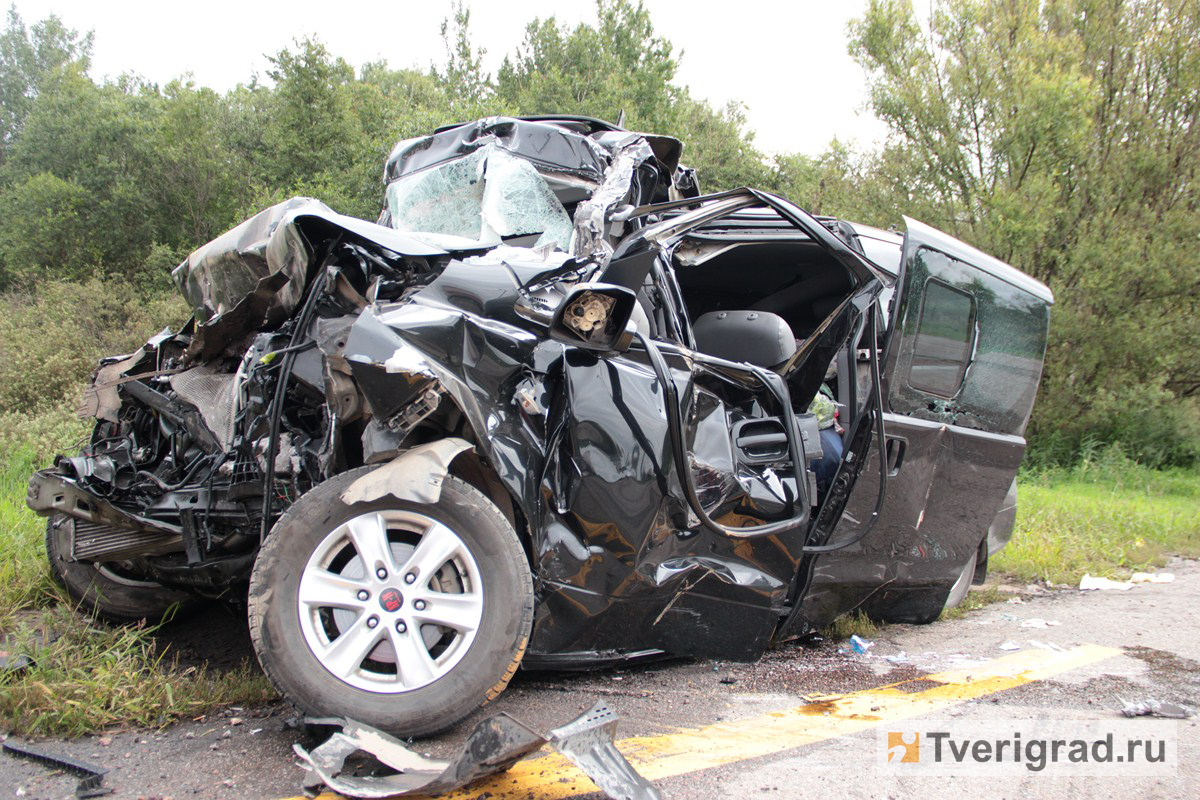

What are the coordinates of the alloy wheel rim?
(296, 510, 484, 693)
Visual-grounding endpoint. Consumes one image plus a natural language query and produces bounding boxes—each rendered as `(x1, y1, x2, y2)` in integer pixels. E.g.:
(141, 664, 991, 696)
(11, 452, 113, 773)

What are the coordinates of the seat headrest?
(691, 310, 797, 368)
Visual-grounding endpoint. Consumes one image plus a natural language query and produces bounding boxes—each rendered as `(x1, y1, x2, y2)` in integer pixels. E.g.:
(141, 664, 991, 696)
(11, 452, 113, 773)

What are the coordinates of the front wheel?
(247, 470, 533, 737)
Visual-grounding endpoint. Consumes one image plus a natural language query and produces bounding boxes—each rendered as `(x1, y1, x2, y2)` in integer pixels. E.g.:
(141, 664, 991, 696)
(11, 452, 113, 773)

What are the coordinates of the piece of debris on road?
(1118, 697, 1195, 719)
(294, 701, 659, 800)
(2, 740, 112, 798)
(1080, 571, 1176, 591)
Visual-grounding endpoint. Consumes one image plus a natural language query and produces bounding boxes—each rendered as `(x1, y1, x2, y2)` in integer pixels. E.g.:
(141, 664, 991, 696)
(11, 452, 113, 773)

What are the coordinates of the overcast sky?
(14, 0, 889, 157)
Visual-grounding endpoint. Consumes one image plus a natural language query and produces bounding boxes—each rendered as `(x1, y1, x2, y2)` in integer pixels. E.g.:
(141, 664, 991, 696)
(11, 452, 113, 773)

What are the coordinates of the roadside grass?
(0, 606, 275, 736)
(1, 437, 276, 737)
(822, 611, 878, 640)
(0, 446, 59, 615)
(938, 585, 1005, 621)
(994, 451, 1200, 585)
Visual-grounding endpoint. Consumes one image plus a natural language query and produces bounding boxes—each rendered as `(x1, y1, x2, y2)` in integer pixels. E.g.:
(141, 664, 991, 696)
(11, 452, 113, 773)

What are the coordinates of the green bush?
(1026, 387, 1200, 470)
(0, 401, 88, 464)
(0, 172, 99, 287)
(0, 276, 187, 416)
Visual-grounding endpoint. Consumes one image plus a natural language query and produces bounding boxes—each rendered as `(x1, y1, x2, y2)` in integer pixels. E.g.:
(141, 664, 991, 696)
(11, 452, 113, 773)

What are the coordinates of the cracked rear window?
(908, 278, 975, 397)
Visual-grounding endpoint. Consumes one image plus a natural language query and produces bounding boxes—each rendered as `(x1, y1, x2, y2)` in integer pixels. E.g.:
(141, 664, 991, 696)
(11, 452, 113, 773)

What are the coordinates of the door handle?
(736, 432, 789, 449)
(885, 437, 906, 476)
(731, 418, 790, 464)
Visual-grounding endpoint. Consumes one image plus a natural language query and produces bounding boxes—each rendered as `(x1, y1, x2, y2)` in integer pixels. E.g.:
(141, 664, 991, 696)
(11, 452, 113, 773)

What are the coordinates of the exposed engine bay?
(36, 229, 449, 596)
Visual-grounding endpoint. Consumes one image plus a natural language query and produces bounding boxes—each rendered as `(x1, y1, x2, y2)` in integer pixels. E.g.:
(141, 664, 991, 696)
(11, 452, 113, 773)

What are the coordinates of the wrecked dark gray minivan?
(27, 116, 1051, 735)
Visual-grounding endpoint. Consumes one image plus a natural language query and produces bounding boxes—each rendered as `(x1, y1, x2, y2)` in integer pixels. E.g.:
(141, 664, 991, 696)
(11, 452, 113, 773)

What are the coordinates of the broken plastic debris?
(798, 632, 826, 648)
(293, 701, 659, 800)
(1130, 572, 1175, 584)
(547, 702, 659, 800)
(0, 650, 33, 673)
(2, 740, 111, 798)
(1018, 618, 1060, 629)
(998, 641, 1021, 651)
(1081, 571, 1175, 591)
(1118, 697, 1195, 719)
(0, 630, 51, 674)
(295, 714, 538, 798)
(849, 634, 874, 654)
(1079, 574, 1135, 591)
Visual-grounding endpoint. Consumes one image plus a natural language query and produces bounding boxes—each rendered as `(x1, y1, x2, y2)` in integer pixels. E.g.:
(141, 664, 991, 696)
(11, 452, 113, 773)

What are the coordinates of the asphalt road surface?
(4, 559, 1198, 799)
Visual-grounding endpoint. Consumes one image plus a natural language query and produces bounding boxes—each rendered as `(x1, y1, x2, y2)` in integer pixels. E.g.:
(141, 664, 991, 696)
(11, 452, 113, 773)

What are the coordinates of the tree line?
(0, 0, 1195, 467)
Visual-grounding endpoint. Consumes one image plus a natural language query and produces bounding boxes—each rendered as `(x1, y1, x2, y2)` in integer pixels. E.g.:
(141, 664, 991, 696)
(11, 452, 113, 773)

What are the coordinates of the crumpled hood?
(172, 197, 448, 328)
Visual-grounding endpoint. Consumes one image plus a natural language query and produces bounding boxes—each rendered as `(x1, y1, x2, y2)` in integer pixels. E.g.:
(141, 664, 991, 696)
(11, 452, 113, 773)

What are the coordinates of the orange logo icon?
(887, 731, 920, 763)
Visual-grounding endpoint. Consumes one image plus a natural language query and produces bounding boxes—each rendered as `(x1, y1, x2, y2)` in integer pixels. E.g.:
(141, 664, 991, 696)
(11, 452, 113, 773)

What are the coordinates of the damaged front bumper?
(27, 470, 182, 561)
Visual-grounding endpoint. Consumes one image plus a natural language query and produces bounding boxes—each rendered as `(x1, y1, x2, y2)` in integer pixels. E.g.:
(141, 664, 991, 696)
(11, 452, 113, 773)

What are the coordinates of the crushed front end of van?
(27, 116, 1050, 735)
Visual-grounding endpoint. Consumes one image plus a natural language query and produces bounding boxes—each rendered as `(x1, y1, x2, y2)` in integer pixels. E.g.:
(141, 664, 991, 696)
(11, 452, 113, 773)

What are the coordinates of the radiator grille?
(71, 519, 175, 561)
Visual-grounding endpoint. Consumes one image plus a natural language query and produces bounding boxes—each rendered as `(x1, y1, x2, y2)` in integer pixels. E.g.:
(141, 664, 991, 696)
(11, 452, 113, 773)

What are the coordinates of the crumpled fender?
(339, 438, 473, 506)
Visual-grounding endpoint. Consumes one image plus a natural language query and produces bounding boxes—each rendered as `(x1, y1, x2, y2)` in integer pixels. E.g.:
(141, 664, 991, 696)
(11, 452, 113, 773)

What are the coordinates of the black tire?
(942, 549, 978, 610)
(46, 515, 196, 622)
(248, 469, 533, 737)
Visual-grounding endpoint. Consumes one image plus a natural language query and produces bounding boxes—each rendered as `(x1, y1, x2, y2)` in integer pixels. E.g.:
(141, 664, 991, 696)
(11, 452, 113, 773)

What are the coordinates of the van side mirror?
(549, 283, 637, 353)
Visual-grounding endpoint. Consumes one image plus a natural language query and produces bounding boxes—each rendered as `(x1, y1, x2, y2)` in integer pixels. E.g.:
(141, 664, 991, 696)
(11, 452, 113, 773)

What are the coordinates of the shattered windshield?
(385, 146, 573, 250)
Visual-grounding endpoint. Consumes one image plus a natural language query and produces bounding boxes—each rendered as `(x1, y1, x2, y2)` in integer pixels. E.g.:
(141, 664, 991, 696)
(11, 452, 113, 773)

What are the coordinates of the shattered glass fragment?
(386, 149, 489, 241)
(481, 150, 574, 248)
(385, 146, 573, 249)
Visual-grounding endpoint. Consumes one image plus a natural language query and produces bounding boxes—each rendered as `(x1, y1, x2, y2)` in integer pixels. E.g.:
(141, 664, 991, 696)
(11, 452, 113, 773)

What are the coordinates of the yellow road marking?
(285, 643, 1120, 800)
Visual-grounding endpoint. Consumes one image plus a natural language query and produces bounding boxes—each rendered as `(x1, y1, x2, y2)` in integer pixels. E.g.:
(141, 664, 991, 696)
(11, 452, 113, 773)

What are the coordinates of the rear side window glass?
(908, 279, 974, 396)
